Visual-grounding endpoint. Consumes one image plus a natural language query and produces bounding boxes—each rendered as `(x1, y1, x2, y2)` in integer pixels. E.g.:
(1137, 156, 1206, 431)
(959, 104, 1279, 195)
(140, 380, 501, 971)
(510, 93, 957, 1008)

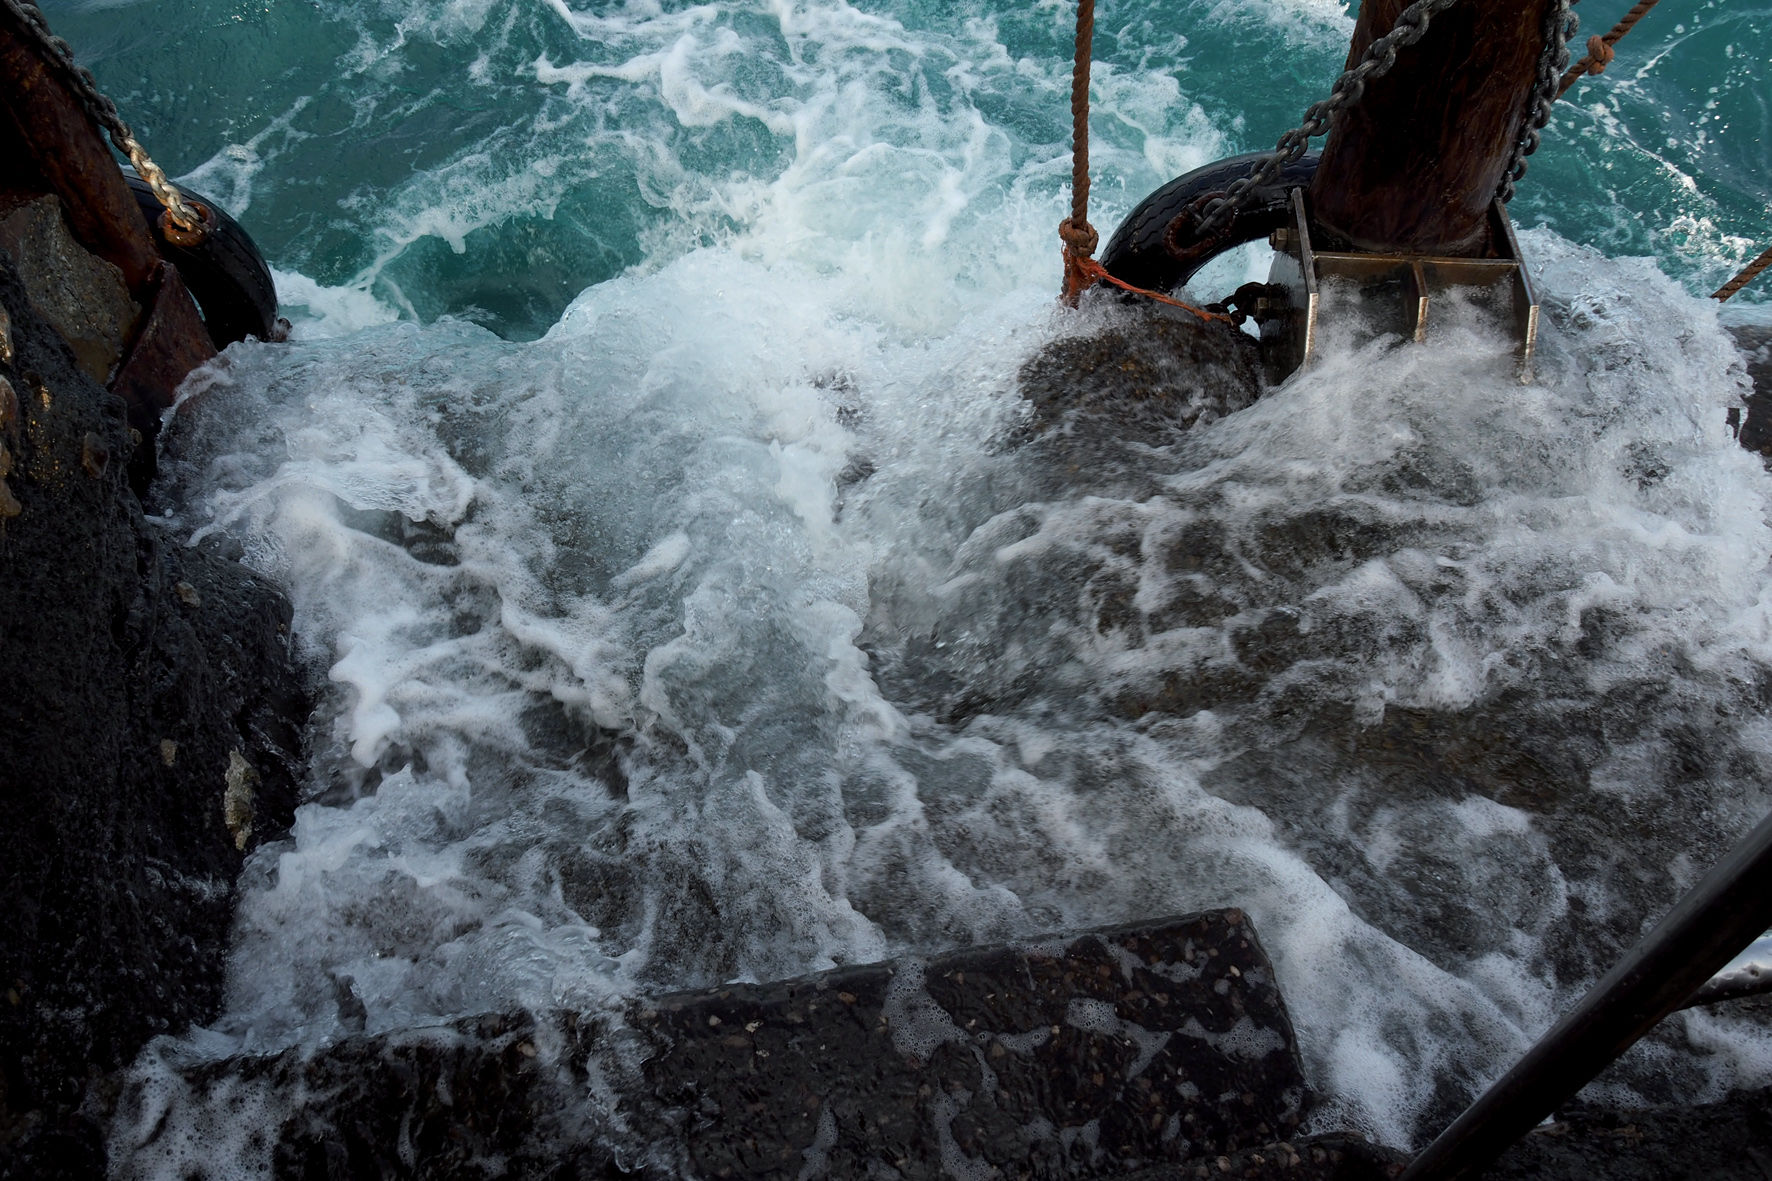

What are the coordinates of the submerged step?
(133, 912, 1317, 1179)
(633, 911, 1306, 1179)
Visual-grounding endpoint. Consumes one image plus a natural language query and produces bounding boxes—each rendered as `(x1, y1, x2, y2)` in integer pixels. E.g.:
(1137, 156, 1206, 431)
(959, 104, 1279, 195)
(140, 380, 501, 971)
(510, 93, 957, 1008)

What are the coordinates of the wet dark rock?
(132, 912, 1308, 1180)
(0, 194, 137, 386)
(1732, 325, 1772, 455)
(0, 253, 309, 1171)
(1483, 1084, 1772, 1180)
(1017, 300, 1263, 451)
(163, 1013, 598, 1181)
(858, 306, 1772, 1144)
(1115, 1133, 1406, 1180)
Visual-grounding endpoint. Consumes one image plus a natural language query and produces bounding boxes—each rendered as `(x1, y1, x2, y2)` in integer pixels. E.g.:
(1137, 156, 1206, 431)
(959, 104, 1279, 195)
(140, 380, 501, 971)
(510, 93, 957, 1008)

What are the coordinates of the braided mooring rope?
(1558, 0, 1661, 98)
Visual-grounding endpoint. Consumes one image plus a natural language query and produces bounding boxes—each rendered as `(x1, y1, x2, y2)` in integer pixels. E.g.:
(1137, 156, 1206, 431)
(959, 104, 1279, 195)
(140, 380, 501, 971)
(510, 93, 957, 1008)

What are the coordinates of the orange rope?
(1058, 0, 1230, 325)
(1072, 257, 1236, 324)
(1558, 0, 1659, 98)
(1059, 0, 1097, 307)
(1714, 243, 1772, 303)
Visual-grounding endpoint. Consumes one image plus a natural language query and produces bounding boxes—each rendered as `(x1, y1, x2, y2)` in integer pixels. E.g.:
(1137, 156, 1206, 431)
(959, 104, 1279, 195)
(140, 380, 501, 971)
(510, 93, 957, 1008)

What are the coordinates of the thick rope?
(1074, 257, 1236, 324)
(1557, 0, 1660, 98)
(1714, 244, 1772, 303)
(1056, 0, 1228, 325)
(1059, 0, 1099, 307)
(1067, 0, 1094, 237)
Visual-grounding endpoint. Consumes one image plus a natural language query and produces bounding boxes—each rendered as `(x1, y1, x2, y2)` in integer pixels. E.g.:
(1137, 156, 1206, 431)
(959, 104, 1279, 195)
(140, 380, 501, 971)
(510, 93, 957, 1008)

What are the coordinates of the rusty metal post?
(0, 27, 162, 292)
(0, 15, 216, 492)
(1308, 0, 1550, 256)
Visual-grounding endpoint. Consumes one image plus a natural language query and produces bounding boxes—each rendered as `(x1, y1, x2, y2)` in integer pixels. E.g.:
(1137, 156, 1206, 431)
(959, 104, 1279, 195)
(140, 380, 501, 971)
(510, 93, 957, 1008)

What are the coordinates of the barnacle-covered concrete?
(0, 244, 308, 1173)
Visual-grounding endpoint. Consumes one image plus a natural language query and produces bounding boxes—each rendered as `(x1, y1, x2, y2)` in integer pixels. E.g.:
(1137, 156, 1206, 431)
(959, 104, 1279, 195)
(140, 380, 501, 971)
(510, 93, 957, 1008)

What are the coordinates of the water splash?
(57, 0, 1772, 1170)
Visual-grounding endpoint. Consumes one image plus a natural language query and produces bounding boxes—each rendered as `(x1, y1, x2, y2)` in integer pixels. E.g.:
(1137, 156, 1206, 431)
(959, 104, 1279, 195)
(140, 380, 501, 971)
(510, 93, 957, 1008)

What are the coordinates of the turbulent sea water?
(42, 0, 1772, 1173)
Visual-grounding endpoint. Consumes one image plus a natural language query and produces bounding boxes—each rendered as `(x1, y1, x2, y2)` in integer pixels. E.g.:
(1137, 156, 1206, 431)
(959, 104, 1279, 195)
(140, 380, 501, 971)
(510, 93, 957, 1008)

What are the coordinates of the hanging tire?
(1101, 151, 1320, 295)
(120, 168, 280, 348)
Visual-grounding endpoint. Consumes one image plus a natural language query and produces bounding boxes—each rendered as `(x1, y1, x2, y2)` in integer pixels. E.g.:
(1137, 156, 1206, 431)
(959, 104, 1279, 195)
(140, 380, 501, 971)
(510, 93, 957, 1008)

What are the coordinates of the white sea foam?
(105, 0, 1772, 1173)
(134, 223, 1772, 1161)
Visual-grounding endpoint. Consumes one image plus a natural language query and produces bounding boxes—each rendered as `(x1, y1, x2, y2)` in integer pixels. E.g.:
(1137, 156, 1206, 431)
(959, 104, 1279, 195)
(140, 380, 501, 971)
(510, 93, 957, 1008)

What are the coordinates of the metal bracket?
(1261, 191, 1539, 384)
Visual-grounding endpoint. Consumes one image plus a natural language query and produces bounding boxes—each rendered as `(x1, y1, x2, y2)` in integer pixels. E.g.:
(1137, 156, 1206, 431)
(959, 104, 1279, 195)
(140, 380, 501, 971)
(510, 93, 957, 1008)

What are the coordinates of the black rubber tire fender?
(1100, 151, 1320, 295)
(121, 168, 280, 348)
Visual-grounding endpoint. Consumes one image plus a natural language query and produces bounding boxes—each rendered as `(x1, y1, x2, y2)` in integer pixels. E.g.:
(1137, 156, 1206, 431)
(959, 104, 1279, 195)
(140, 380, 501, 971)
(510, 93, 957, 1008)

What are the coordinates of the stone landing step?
(134, 911, 1382, 1180)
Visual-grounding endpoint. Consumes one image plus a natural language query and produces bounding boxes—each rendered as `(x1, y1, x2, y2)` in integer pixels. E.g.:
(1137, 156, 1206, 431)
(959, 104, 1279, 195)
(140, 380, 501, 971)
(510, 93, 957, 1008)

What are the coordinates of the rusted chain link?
(1191, 0, 1463, 238)
(1558, 0, 1661, 98)
(1498, 0, 1575, 203)
(0, 0, 204, 238)
(1714, 244, 1772, 303)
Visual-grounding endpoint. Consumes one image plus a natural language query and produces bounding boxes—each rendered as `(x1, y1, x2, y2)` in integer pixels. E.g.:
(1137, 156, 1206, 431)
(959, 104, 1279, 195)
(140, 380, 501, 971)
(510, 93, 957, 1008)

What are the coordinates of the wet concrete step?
(134, 911, 1328, 1179)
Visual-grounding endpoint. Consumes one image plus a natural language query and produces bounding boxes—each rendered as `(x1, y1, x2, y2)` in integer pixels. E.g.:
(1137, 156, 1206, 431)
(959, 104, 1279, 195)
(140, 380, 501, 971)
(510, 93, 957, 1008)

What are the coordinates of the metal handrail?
(1400, 807, 1772, 1181)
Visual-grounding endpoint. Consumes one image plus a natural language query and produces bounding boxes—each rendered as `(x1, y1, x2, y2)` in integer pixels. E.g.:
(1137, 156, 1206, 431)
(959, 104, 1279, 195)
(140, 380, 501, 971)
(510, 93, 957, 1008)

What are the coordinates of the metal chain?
(0, 0, 202, 234)
(1497, 0, 1576, 203)
(1193, 0, 1463, 237)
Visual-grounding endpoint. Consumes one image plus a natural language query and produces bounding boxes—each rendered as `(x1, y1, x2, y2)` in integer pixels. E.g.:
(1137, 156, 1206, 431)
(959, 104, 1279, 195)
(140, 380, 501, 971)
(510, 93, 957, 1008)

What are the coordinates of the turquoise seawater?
(36, 0, 1772, 1173)
(49, 0, 1772, 339)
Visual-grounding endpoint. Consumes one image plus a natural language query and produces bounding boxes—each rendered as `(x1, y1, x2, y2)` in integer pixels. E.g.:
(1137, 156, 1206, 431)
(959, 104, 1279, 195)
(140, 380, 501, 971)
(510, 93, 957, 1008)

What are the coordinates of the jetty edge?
(0, 4, 308, 1173)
